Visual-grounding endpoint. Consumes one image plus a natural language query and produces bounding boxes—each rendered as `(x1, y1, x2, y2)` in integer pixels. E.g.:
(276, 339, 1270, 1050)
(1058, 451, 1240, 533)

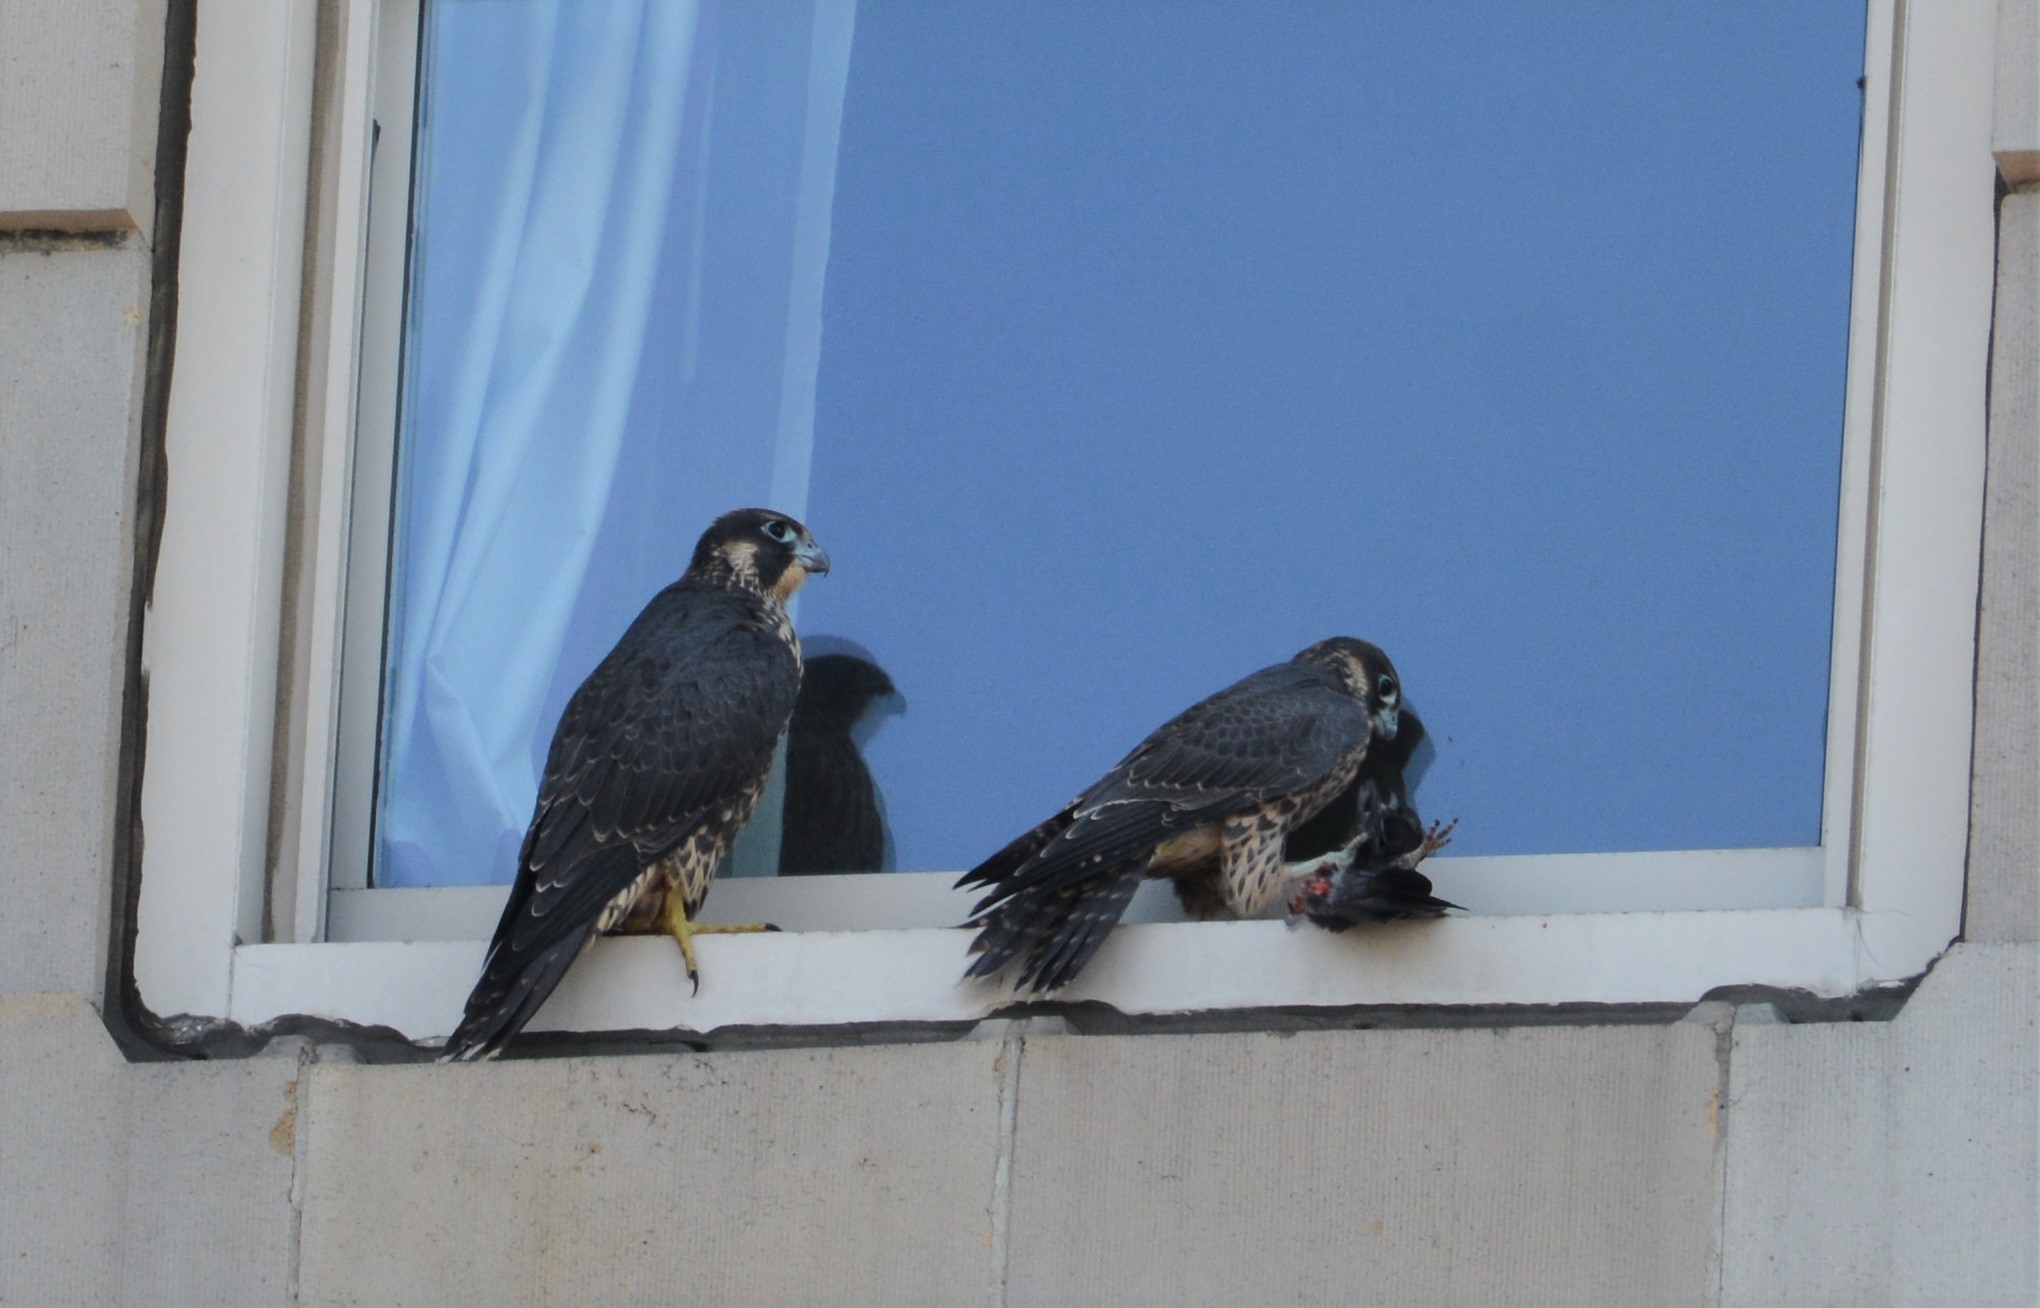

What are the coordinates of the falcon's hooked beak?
(794, 539, 830, 577)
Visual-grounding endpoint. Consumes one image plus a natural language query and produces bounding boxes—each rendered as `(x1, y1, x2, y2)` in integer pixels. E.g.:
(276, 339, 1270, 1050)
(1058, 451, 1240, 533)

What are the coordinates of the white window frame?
(133, 0, 2001, 1045)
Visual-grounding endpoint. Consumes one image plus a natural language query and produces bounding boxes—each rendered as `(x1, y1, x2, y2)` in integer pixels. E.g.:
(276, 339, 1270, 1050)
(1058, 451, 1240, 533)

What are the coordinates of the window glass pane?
(377, 0, 1866, 887)
(379, 0, 849, 885)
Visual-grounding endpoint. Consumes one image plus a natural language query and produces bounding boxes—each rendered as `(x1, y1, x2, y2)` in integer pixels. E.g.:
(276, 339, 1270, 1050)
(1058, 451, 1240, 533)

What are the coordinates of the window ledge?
(228, 903, 1905, 1046)
(325, 848, 1831, 942)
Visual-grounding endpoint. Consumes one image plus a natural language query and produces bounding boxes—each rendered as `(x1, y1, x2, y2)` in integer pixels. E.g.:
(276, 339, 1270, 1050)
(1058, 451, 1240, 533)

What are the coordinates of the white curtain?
(379, 0, 856, 886)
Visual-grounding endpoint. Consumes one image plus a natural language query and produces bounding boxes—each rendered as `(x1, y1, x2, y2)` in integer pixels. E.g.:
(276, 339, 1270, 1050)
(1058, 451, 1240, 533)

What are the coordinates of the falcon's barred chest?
(606, 779, 779, 934)
(1220, 745, 1369, 916)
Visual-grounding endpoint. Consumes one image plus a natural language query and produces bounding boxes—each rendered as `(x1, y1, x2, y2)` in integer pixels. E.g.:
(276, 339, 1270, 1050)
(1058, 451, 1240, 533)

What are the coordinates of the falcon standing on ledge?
(442, 508, 828, 1061)
(958, 636, 1406, 994)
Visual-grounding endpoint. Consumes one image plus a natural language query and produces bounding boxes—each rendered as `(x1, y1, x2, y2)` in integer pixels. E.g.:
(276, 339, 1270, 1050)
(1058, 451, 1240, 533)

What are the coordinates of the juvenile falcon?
(441, 508, 828, 1061)
(1284, 706, 1461, 930)
(958, 637, 1406, 994)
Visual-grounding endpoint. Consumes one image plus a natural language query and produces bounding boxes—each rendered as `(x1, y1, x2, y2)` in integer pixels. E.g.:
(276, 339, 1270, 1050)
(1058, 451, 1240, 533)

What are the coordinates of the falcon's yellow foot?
(658, 897, 780, 995)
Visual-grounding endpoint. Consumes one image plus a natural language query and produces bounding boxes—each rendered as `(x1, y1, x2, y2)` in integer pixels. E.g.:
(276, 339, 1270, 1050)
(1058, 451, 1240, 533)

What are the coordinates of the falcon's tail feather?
(439, 927, 595, 1062)
(963, 860, 1145, 994)
(955, 802, 1078, 893)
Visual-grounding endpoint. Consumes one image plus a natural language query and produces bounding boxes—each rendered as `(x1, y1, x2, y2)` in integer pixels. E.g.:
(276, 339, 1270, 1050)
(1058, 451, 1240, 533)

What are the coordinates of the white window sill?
(233, 901, 1877, 1044)
(325, 848, 1828, 941)
(253, 849, 1860, 1047)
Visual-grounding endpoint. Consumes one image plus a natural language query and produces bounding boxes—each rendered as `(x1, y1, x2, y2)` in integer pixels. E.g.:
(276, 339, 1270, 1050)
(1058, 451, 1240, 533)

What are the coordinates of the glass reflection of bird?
(778, 649, 901, 875)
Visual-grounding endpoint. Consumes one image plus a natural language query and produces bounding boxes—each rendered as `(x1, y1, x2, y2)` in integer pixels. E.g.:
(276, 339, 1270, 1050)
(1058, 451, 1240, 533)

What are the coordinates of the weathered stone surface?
(1968, 189, 2040, 945)
(1721, 944, 2040, 1307)
(0, 995, 124, 1303)
(1006, 1022, 1724, 1308)
(297, 1040, 1007, 1307)
(1997, 0, 2039, 182)
(0, 0, 166, 233)
(0, 993, 298, 1308)
(0, 243, 148, 995)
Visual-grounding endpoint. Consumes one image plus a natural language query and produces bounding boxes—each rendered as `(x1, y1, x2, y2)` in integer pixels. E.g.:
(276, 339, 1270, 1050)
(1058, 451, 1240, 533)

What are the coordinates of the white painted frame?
(135, 0, 2000, 1043)
(323, 0, 420, 899)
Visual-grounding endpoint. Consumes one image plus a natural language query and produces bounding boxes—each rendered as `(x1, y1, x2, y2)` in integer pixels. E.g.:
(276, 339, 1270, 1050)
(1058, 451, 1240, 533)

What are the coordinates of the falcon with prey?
(441, 508, 828, 1061)
(1284, 706, 1460, 930)
(958, 637, 1407, 993)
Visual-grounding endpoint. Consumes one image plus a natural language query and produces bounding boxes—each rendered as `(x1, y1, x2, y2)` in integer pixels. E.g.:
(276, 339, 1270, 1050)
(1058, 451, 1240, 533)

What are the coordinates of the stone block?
(297, 1040, 1007, 1307)
(1720, 944, 2039, 1307)
(0, 992, 298, 1307)
(0, 241, 149, 995)
(1998, 0, 2039, 182)
(1968, 190, 2039, 945)
(118, 1053, 304, 1305)
(0, 0, 167, 233)
(1006, 1022, 1724, 1308)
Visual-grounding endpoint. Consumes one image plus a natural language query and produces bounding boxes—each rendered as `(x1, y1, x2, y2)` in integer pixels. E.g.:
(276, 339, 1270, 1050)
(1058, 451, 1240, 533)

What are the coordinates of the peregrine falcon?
(1285, 706, 1461, 930)
(441, 508, 828, 1061)
(957, 637, 1406, 994)
(779, 651, 898, 876)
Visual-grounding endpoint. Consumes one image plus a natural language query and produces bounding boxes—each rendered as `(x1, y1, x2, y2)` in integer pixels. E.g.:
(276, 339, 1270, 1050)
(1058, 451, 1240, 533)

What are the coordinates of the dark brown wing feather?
(959, 661, 1373, 992)
(443, 581, 800, 1060)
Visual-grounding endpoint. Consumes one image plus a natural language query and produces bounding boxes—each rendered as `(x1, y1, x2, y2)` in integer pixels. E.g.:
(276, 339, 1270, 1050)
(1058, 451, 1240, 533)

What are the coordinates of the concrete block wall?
(0, 0, 167, 234)
(1721, 947, 2038, 1307)
(1003, 1022, 1727, 1306)
(0, 241, 150, 997)
(0, 3, 2033, 1304)
(0, 993, 299, 1304)
(1968, 169, 2040, 944)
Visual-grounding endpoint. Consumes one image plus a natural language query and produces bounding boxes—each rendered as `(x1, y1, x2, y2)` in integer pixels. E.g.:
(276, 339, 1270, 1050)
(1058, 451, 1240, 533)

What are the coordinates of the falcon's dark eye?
(1376, 674, 1398, 703)
(761, 520, 795, 544)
